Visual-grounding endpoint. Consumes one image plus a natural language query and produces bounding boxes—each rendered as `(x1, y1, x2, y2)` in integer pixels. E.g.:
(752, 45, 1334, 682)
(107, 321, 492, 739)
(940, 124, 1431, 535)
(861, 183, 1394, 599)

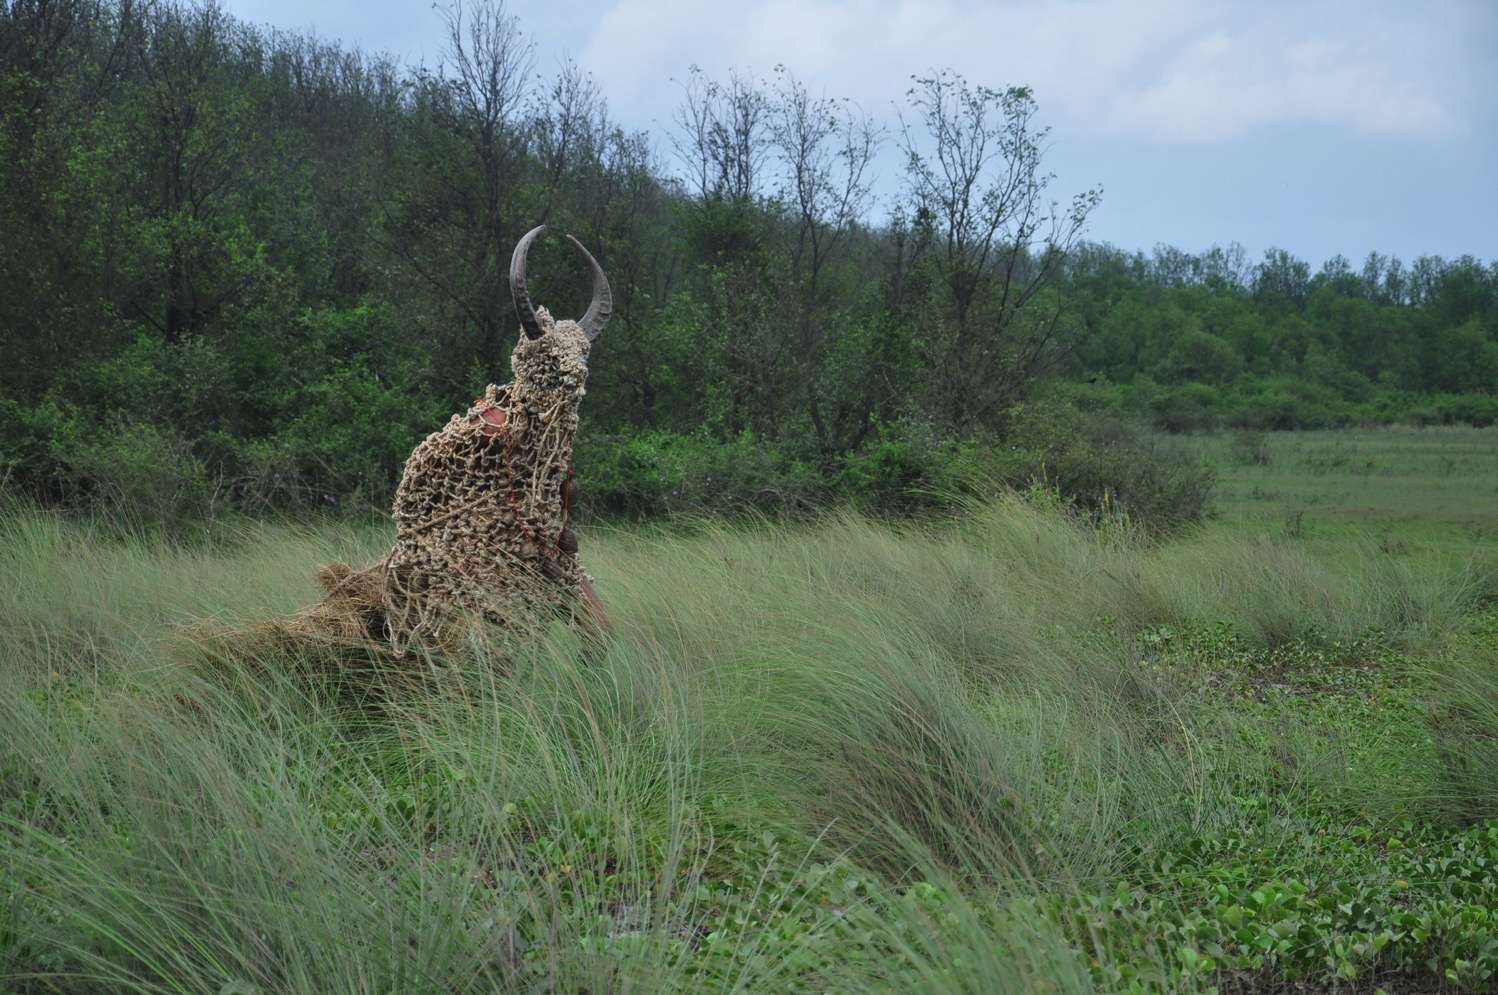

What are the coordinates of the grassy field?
(3, 427, 1498, 993)
(1208, 425, 1498, 549)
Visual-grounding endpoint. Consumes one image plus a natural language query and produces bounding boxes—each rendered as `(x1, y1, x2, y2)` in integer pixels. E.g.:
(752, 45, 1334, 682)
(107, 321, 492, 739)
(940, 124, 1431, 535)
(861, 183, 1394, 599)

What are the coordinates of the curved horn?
(509, 225, 547, 341)
(565, 235, 612, 342)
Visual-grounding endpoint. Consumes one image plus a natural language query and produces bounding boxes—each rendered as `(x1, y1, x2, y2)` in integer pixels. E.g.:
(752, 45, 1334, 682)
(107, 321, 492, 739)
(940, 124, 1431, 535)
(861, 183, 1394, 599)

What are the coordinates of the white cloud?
(223, 0, 1489, 147)
(1092, 13, 1463, 142)
(575, 0, 1477, 145)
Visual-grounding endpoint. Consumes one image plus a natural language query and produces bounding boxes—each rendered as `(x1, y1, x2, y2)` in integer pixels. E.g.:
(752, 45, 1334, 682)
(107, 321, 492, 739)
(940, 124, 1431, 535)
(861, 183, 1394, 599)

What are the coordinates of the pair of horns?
(509, 225, 612, 342)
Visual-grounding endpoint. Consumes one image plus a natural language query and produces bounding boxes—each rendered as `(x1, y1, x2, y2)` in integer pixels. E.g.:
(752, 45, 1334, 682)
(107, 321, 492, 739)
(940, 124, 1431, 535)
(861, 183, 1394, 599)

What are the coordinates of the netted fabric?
(288, 307, 599, 656)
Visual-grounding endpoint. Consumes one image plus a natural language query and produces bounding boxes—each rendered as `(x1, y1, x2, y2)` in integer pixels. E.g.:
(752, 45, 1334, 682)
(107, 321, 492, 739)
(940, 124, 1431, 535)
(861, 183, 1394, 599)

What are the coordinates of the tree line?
(1, 0, 1493, 530)
(1068, 243, 1498, 433)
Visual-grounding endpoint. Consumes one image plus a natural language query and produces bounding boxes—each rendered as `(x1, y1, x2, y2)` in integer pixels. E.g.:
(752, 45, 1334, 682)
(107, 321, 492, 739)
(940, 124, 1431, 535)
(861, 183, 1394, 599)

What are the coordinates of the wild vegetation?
(1, 0, 1494, 532)
(3, 447, 1498, 992)
(5, 2, 1498, 988)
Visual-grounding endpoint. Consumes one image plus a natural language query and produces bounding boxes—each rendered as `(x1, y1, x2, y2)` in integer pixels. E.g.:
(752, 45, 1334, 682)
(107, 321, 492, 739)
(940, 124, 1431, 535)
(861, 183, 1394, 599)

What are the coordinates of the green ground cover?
(3, 427, 1498, 993)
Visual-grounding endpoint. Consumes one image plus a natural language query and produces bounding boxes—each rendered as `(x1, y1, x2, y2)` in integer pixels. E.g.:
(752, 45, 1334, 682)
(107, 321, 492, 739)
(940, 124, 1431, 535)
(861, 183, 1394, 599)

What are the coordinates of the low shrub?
(960, 389, 1217, 530)
(1150, 382, 1221, 432)
(44, 417, 214, 533)
(575, 429, 826, 518)
(1409, 394, 1498, 429)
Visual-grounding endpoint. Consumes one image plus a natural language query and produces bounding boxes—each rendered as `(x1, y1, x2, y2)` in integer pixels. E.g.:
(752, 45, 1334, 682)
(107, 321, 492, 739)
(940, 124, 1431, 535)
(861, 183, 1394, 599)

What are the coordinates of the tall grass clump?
(6, 620, 739, 992)
(1422, 603, 1498, 823)
(1141, 528, 1493, 649)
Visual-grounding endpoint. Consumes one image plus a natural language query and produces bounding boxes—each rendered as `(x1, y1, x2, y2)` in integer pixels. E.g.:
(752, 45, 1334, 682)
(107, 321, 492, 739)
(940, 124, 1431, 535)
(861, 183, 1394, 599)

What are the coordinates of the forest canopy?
(2, 0, 1494, 529)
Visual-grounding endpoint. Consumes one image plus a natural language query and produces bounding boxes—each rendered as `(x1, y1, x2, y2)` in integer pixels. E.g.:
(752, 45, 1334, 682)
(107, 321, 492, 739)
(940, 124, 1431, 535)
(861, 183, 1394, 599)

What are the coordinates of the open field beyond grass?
(4, 430, 1498, 993)
(1208, 425, 1498, 552)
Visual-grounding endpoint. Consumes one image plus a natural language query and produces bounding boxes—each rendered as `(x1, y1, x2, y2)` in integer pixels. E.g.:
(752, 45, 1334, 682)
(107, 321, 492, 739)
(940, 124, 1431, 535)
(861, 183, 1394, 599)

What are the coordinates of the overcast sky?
(222, 0, 1498, 271)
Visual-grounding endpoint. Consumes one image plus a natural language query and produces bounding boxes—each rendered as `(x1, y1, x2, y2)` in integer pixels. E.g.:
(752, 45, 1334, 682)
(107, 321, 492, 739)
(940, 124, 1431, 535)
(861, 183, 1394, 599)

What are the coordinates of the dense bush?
(574, 395, 1218, 532)
(576, 429, 826, 518)
(1149, 382, 1221, 432)
(956, 388, 1218, 530)
(1408, 393, 1498, 428)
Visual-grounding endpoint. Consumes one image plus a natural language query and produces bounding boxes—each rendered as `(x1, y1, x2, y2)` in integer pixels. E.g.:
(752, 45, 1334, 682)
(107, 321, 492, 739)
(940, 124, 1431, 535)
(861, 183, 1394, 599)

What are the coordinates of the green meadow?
(1210, 425, 1498, 548)
(4, 427, 1498, 993)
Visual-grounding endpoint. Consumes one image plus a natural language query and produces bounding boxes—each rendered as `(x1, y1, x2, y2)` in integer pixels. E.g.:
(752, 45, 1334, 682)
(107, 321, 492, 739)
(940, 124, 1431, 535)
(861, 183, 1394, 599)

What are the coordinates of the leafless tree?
(441, 0, 532, 158)
(670, 64, 769, 203)
(530, 58, 604, 191)
(770, 67, 879, 297)
(768, 67, 881, 449)
(393, 0, 533, 367)
(899, 70, 1100, 433)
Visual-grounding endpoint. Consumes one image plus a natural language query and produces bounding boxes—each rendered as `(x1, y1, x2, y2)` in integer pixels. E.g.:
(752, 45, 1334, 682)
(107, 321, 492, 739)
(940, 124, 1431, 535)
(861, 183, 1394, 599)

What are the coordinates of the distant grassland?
(3, 426, 1498, 992)
(1204, 425, 1498, 553)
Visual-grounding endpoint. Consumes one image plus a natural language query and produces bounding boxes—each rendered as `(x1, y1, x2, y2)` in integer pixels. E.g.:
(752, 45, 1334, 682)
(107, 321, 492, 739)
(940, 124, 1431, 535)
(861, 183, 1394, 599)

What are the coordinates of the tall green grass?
(2, 492, 1494, 992)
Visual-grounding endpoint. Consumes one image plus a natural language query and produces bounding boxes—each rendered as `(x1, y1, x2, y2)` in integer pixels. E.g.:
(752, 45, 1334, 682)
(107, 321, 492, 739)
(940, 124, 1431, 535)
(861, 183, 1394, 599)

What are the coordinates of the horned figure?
(295, 225, 611, 654)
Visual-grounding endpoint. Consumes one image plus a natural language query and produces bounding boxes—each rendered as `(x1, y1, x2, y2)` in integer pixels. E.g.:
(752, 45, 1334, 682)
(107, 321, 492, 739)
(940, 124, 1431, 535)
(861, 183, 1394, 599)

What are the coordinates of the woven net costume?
(289, 226, 612, 655)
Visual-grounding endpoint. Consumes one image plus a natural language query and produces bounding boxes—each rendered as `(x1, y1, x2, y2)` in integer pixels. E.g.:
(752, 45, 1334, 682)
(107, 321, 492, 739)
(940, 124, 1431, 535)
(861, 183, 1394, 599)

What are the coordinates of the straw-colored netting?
(286, 306, 600, 655)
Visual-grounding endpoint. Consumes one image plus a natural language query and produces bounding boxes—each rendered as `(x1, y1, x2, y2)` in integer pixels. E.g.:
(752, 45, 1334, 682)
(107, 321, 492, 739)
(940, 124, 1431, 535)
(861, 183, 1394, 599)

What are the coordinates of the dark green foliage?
(576, 429, 826, 518)
(1068, 244, 1498, 434)
(957, 388, 1218, 530)
(1149, 382, 1222, 433)
(830, 417, 955, 512)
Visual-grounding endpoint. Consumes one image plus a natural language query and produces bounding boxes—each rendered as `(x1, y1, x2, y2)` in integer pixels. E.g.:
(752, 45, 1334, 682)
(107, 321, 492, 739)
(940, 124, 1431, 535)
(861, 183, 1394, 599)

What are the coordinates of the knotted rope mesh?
(287, 310, 596, 657)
